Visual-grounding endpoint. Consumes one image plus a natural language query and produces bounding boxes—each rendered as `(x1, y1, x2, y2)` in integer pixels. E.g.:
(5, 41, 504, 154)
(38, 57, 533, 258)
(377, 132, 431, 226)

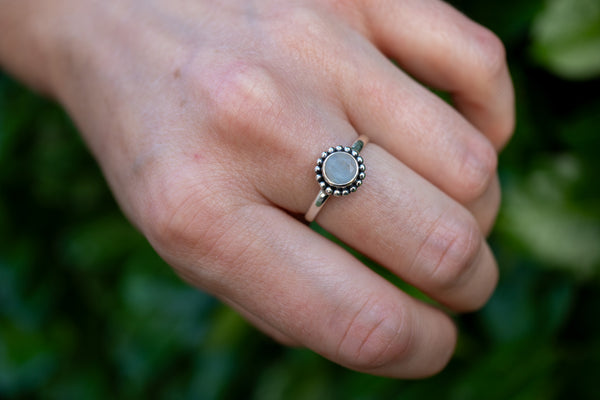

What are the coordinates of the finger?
(150, 199, 457, 378)
(200, 63, 498, 311)
(336, 37, 499, 221)
(313, 143, 499, 312)
(249, 113, 497, 311)
(467, 174, 501, 236)
(177, 265, 299, 345)
(220, 298, 301, 347)
(355, 0, 515, 149)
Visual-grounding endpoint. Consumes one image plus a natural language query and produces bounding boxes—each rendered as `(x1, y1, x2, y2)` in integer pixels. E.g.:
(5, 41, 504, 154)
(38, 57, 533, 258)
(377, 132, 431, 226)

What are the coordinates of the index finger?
(355, 0, 515, 149)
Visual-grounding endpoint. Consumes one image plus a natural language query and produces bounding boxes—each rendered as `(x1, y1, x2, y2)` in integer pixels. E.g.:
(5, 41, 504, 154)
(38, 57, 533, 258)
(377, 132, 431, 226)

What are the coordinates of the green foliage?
(499, 156, 600, 276)
(1, 0, 600, 398)
(531, 0, 600, 80)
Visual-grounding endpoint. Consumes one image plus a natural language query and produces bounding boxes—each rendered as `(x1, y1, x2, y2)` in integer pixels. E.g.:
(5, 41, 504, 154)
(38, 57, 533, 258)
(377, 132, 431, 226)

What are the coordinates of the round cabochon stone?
(323, 152, 359, 187)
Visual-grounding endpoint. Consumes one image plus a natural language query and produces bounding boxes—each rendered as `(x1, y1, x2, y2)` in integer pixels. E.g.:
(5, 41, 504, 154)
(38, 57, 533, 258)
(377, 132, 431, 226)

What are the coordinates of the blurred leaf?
(0, 322, 57, 396)
(448, 341, 558, 400)
(252, 349, 334, 400)
(109, 264, 215, 396)
(498, 155, 600, 277)
(44, 368, 110, 400)
(531, 0, 600, 79)
(60, 214, 144, 271)
(481, 265, 574, 343)
(182, 306, 251, 400)
(450, 0, 544, 44)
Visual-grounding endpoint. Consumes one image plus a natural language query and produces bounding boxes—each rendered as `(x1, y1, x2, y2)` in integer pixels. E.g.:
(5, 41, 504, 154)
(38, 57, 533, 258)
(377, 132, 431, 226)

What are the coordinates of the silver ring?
(305, 136, 368, 222)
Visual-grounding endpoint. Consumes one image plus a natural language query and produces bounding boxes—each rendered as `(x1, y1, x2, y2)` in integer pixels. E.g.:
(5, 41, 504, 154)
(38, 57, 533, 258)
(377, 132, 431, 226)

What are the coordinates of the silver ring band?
(305, 136, 368, 222)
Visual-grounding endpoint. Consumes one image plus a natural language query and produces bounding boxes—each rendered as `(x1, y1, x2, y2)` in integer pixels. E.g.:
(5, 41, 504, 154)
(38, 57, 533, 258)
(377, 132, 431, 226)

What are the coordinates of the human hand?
(0, 0, 514, 377)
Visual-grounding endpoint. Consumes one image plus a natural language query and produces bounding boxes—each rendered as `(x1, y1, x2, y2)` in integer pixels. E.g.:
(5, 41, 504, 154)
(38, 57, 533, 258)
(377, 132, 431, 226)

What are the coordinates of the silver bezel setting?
(314, 145, 366, 197)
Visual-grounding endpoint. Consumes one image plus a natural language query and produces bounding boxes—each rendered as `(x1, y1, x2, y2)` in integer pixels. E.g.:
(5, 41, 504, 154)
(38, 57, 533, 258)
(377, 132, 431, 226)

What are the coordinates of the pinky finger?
(221, 297, 302, 347)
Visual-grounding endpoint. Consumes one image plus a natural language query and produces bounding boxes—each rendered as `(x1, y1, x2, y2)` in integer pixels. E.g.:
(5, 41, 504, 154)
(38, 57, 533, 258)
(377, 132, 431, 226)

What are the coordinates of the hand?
(0, 0, 514, 377)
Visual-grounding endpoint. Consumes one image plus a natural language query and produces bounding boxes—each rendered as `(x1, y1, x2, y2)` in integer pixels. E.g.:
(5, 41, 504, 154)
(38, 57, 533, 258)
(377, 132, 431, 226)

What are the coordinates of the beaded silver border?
(314, 145, 366, 197)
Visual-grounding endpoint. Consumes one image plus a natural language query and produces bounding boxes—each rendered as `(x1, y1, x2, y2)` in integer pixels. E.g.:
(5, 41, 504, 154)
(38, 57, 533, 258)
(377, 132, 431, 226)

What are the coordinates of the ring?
(305, 136, 368, 222)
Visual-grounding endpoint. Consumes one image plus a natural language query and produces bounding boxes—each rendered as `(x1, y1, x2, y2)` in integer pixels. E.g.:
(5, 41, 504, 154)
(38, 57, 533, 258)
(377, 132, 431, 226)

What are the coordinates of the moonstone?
(323, 152, 359, 187)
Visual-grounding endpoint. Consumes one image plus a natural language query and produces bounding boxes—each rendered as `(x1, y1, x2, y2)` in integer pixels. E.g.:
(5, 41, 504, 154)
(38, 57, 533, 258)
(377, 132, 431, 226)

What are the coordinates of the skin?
(0, 0, 514, 378)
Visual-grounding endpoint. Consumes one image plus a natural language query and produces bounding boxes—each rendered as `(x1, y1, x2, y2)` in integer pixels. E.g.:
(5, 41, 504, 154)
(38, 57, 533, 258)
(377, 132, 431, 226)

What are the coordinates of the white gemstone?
(322, 152, 359, 187)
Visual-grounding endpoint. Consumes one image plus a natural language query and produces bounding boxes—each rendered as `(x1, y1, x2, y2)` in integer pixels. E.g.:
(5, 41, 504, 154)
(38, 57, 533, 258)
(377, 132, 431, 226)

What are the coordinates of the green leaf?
(0, 322, 58, 396)
(531, 0, 600, 80)
(498, 156, 600, 277)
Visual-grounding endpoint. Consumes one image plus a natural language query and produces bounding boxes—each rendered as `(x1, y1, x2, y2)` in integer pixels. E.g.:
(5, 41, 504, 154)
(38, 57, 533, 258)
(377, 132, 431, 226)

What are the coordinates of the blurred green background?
(1, 0, 600, 398)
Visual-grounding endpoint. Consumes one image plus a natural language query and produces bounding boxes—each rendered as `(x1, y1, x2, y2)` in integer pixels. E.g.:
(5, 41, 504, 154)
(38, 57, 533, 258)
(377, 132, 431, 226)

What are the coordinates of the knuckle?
(207, 62, 284, 133)
(138, 164, 230, 258)
(480, 176, 502, 236)
(492, 99, 516, 149)
(144, 180, 218, 255)
(335, 298, 413, 370)
(465, 25, 515, 149)
(421, 209, 482, 291)
(142, 174, 260, 286)
(471, 25, 507, 82)
(456, 138, 498, 202)
(497, 111, 516, 148)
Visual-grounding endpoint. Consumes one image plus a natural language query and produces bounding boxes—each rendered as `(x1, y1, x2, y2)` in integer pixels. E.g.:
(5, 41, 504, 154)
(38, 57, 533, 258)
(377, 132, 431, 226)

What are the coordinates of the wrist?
(0, 1, 74, 95)
(0, 1, 131, 100)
